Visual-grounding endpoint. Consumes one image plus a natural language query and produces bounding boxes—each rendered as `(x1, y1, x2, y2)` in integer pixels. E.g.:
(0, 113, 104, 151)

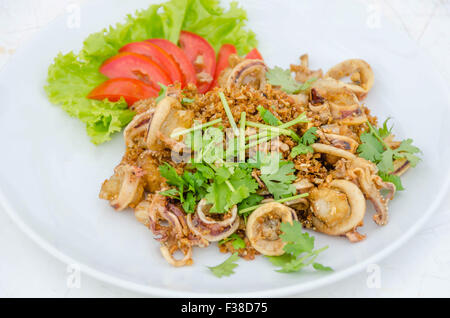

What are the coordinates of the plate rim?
(1, 0, 450, 297)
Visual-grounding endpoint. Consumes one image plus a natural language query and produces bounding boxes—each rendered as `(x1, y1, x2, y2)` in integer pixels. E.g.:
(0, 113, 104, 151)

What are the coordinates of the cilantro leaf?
(181, 97, 195, 104)
(290, 127, 317, 158)
(357, 132, 384, 162)
(266, 67, 300, 94)
(260, 162, 297, 200)
(159, 163, 184, 188)
(159, 188, 180, 198)
(205, 167, 259, 213)
(313, 263, 333, 272)
(357, 120, 421, 192)
(266, 67, 317, 94)
(300, 127, 318, 145)
(267, 221, 332, 274)
(219, 233, 246, 250)
(181, 192, 196, 214)
(378, 118, 393, 138)
(280, 222, 315, 257)
(378, 171, 404, 191)
(290, 143, 313, 158)
(257, 105, 282, 126)
(208, 253, 239, 278)
(238, 193, 264, 211)
(377, 148, 395, 173)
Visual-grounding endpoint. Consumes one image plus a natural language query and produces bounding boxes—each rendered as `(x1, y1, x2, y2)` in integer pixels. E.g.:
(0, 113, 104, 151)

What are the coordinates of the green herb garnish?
(267, 221, 332, 273)
(266, 67, 317, 94)
(208, 253, 240, 278)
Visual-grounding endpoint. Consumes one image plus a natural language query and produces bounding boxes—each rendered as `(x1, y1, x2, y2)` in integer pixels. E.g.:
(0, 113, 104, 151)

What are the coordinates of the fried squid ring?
(146, 97, 193, 151)
(160, 240, 193, 267)
(310, 180, 366, 242)
(186, 199, 239, 242)
(311, 145, 396, 225)
(325, 59, 374, 99)
(225, 59, 267, 90)
(123, 109, 154, 147)
(246, 202, 297, 256)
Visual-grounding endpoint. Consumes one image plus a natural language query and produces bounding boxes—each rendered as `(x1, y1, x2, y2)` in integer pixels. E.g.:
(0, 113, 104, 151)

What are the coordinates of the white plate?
(0, 0, 449, 297)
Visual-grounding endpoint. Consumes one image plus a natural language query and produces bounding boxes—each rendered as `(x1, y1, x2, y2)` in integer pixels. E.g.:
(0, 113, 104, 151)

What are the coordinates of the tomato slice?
(147, 39, 197, 87)
(178, 31, 216, 93)
(211, 44, 237, 89)
(245, 48, 263, 60)
(119, 42, 184, 86)
(100, 52, 171, 90)
(87, 78, 158, 106)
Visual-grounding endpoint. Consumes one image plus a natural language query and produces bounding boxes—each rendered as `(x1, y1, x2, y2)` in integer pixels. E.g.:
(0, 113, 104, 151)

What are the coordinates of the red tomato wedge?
(147, 39, 197, 87)
(178, 31, 216, 93)
(119, 42, 184, 86)
(245, 48, 263, 60)
(99, 52, 171, 90)
(87, 78, 158, 106)
(211, 44, 237, 89)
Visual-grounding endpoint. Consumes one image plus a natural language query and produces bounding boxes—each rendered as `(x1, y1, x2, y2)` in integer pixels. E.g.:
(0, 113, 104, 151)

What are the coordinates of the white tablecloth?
(1, 0, 449, 297)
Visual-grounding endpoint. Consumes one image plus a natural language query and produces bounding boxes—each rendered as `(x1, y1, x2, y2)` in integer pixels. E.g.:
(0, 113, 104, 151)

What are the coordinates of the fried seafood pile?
(100, 54, 414, 267)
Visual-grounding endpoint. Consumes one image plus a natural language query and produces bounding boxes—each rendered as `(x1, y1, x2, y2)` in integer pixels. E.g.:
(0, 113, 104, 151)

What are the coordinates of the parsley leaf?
(208, 253, 239, 278)
(267, 221, 332, 274)
(266, 67, 317, 94)
(257, 105, 282, 126)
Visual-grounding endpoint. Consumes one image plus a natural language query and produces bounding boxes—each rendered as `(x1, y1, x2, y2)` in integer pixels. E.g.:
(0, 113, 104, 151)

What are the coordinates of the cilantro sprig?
(208, 253, 240, 278)
(267, 221, 332, 273)
(290, 127, 318, 158)
(357, 119, 421, 190)
(266, 67, 317, 94)
(219, 233, 246, 250)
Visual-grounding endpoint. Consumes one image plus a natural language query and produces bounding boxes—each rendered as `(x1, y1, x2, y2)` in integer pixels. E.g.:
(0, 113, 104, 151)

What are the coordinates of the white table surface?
(0, 0, 449, 298)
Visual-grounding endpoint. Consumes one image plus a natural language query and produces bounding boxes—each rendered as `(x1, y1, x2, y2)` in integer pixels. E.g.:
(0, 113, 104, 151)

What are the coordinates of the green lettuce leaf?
(45, 0, 257, 144)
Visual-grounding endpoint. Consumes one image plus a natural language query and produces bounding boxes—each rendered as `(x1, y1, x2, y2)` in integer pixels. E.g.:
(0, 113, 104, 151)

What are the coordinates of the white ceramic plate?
(0, 0, 449, 297)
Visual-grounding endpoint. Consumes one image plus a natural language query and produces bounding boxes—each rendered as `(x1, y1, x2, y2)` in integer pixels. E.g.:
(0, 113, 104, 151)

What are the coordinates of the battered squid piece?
(134, 194, 208, 267)
(325, 59, 374, 100)
(311, 78, 367, 125)
(99, 164, 145, 211)
(309, 180, 366, 242)
(246, 202, 297, 256)
(186, 199, 240, 242)
(123, 108, 154, 148)
(310, 144, 396, 225)
(290, 54, 323, 83)
(346, 158, 396, 226)
(146, 96, 194, 152)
